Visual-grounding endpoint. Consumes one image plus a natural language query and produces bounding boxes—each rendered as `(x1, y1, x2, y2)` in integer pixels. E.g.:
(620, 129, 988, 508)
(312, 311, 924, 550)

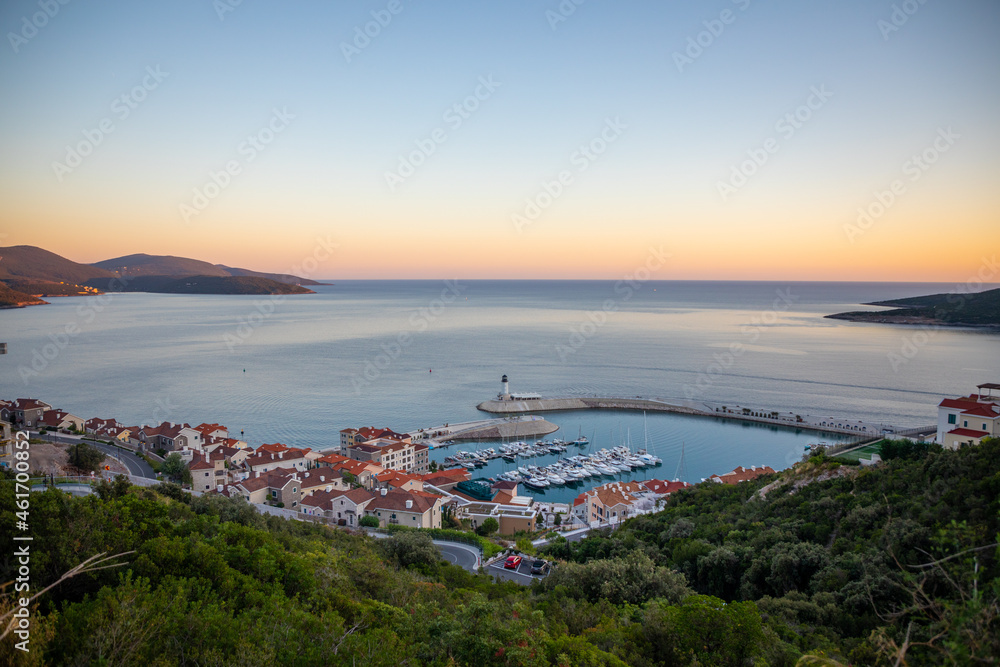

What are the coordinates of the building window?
(963, 420, 968, 428)
(948, 414, 956, 424)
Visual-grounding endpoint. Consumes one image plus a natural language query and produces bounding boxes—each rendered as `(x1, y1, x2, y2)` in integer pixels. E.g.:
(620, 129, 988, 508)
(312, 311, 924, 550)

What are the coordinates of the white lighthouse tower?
(500, 374, 510, 400)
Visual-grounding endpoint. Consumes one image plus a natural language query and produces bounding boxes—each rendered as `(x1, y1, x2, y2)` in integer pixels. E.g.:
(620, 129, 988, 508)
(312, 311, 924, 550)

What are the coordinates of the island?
(827, 287, 1000, 327)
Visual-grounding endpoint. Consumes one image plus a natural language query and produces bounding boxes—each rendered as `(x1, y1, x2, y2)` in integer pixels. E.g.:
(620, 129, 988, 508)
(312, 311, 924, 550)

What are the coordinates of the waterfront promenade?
(476, 395, 931, 439)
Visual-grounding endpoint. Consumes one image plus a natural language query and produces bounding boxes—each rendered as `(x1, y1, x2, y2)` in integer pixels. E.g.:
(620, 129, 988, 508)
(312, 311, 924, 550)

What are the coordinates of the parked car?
(530, 559, 549, 575)
(504, 555, 522, 570)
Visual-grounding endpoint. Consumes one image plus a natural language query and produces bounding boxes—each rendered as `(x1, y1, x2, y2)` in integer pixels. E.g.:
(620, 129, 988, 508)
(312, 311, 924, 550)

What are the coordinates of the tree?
(553, 512, 562, 527)
(476, 517, 499, 536)
(94, 475, 132, 500)
(68, 442, 105, 473)
(428, 461, 439, 473)
(160, 453, 191, 485)
(378, 531, 442, 569)
(359, 515, 380, 528)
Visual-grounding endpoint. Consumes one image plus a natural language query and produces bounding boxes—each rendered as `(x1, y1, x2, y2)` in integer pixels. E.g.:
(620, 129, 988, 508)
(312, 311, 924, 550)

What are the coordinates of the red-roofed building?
(364, 488, 443, 528)
(709, 465, 776, 485)
(343, 435, 428, 474)
(137, 422, 204, 452)
(374, 469, 423, 492)
(242, 446, 311, 474)
(298, 467, 348, 496)
(937, 386, 999, 449)
(642, 479, 691, 496)
(189, 450, 229, 494)
(419, 467, 470, 491)
(572, 482, 641, 527)
(38, 409, 84, 432)
(300, 488, 375, 526)
(1, 399, 51, 427)
(85, 418, 132, 443)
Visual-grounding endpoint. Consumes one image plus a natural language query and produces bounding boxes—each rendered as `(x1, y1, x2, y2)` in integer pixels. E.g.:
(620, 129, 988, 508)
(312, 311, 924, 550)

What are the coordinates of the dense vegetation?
(2, 438, 997, 665)
(828, 287, 1000, 326)
(82, 274, 314, 295)
(543, 438, 1000, 664)
(0, 280, 101, 297)
(0, 282, 46, 309)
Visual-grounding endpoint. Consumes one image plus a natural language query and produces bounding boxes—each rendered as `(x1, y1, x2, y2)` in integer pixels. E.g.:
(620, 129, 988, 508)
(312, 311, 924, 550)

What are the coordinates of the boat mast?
(673, 442, 686, 482)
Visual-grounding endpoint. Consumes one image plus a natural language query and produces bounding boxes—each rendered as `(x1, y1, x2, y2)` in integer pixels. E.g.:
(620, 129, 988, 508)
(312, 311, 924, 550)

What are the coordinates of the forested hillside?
(2, 439, 997, 666)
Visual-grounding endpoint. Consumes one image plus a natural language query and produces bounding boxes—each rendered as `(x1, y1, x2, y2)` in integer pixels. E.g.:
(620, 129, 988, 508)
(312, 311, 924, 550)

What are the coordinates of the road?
(434, 541, 480, 571)
(38, 432, 156, 479)
(486, 556, 550, 585)
(365, 530, 482, 573)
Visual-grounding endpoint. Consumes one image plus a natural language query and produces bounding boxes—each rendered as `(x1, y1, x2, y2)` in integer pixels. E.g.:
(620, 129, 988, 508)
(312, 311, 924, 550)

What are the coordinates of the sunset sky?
(1, 0, 998, 280)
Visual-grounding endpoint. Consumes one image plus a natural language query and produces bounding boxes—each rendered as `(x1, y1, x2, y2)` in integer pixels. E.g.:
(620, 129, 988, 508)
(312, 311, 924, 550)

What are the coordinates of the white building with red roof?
(937, 383, 1000, 449)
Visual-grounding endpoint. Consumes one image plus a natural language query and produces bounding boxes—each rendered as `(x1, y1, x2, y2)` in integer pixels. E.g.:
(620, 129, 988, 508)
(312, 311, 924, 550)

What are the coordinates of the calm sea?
(2, 281, 998, 502)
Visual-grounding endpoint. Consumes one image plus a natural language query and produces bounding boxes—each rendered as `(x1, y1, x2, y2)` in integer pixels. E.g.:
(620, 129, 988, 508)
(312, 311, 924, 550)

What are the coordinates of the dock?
(410, 415, 560, 448)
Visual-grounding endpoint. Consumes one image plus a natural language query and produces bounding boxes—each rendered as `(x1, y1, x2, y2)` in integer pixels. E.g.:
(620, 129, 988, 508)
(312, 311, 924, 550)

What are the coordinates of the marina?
(426, 408, 844, 504)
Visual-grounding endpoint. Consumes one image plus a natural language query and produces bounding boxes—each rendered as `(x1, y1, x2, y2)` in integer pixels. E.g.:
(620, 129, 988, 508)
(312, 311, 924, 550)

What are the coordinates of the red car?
(503, 555, 522, 570)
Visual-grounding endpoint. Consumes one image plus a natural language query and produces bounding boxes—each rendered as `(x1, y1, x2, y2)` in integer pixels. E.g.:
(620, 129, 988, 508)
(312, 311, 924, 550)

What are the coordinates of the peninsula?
(826, 286, 1000, 327)
(0, 245, 320, 306)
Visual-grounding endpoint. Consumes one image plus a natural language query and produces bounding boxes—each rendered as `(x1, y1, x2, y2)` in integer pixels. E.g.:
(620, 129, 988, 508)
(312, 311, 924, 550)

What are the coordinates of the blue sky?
(1, 0, 998, 279)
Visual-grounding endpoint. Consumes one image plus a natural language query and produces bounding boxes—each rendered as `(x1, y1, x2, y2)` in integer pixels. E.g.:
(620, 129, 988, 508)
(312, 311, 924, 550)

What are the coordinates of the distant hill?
(0, 245, 115, 284)
(0, 281, 48, 308)
(93, 253, 321, 285)
(827, 287, 1000, 326)
(83, 274, 315, 296)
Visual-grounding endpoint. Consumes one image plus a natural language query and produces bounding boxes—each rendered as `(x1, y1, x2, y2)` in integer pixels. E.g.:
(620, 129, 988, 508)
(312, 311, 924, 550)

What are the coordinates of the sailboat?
(673, 442, 686, 482)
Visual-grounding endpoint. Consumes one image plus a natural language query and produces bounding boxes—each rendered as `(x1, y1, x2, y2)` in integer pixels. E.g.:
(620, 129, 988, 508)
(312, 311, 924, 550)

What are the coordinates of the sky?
(0, 0, 998, 280)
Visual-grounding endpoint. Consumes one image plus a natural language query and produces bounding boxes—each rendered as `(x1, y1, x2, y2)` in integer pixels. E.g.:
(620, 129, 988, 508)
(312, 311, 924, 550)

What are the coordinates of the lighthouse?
(500, 374, 510, 400)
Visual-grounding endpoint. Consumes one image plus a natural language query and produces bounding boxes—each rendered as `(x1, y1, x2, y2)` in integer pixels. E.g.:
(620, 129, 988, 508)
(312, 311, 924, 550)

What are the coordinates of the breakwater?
(477, 395, 929, 439)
